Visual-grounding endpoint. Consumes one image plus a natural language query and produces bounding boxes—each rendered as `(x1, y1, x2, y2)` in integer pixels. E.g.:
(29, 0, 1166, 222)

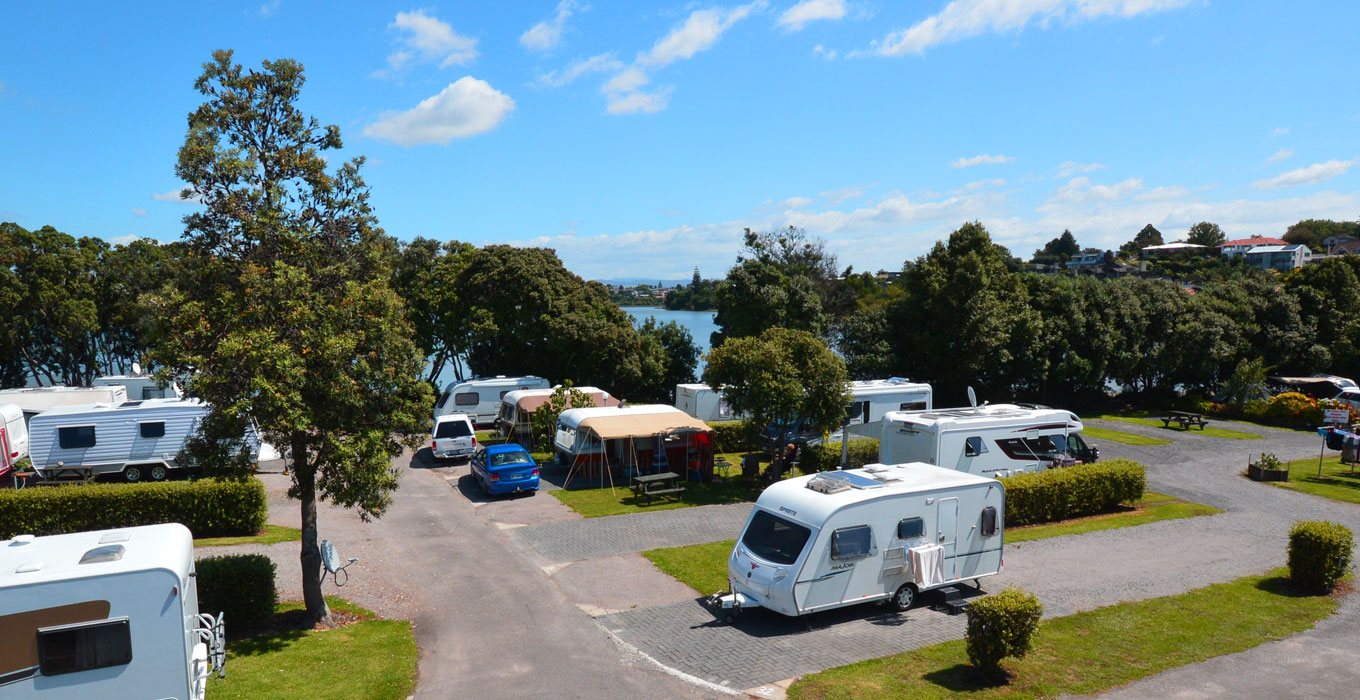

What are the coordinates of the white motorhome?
(0, 387, 129, 424)
(2, 403, 30, 475)
(26, 399, 255, 482)
(434, 375, 551, 425)
(842, 378, 933, 439)
(0, 523, 225, 699)
(715, 463, 1004, 617)
(93, 373, 183, 400)
(879, 404, 1099, 478)
(674, 383, 736, 422)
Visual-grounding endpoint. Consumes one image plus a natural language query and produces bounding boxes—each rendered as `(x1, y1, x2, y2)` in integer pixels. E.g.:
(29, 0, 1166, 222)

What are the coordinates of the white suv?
(431, 413, 477, 461)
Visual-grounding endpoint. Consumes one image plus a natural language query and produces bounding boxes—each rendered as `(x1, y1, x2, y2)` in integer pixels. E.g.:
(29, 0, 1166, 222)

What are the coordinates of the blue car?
(471, 443, 540, 496)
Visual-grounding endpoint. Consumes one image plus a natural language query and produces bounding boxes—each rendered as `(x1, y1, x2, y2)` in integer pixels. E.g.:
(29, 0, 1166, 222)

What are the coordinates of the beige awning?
(517, 391, 620, 415)
(578, 412, 711, 440)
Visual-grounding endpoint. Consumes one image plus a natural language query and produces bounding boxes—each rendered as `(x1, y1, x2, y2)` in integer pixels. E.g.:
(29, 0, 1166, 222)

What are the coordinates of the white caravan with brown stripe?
(0, 523, 225, 699)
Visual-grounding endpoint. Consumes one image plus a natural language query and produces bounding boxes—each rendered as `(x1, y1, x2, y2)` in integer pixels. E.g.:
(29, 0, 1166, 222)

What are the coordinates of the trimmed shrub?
(707, 420, 762, 454)
(1264, 392, 1321, 428)
(197, 554, 278, 632)
(1002, 459, 1146, 527)
(0, 478, 267, 539)
(798, 438, 880, 473)
(1288, 520, 1353, 593)
(966, 587, 1044, 676)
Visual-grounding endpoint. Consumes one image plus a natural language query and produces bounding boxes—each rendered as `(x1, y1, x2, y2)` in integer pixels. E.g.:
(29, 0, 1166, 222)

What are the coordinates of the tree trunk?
(293, 435, 329, 624)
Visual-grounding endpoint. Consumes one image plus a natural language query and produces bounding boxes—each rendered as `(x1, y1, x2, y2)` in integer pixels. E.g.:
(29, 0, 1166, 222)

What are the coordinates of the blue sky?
(2, 1, 1358, 279)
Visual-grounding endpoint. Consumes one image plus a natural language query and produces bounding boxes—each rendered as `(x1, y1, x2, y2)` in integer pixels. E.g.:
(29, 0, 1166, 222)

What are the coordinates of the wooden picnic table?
(1162, 410, 1210, 430)
(631, 471, 685, 505)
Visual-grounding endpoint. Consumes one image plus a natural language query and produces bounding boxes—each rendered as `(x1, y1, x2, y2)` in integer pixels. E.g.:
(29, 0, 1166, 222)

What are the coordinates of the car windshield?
(491, 450, 532, 467)
(435, 420, 472, 438)
(741, 510, 811, 565)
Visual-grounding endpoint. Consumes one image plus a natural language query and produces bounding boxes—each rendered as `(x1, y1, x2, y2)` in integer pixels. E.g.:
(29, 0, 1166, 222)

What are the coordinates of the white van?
(434, 376, 551, 425)
(879, 404, 1098, 477)
(2, 402, 30, 475)
(714, 463, 1004, 617)
(0, 523, 225, 699)
(431, 413, 477, 461)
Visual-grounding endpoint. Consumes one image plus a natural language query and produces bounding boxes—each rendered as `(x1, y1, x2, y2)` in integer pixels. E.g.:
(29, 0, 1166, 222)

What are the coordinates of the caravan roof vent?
(15, 561, 43, 574)
(79, 545, 125, 565)
(806, 471, 885, 494)
(99, 531, 132, 544)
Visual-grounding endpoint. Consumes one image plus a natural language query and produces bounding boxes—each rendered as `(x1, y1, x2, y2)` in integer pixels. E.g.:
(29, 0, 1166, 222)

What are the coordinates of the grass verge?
(195, 524, 302, 547)
(643, 493, 1218, 593)
(789, 570, 1343, 700)
(207, 596, 416, 700)
(1269, 455, 1360, 505)
(1081, 426, 1171, 446)
(1099, 413, 1261, 440)
(552, 478, 760, 518)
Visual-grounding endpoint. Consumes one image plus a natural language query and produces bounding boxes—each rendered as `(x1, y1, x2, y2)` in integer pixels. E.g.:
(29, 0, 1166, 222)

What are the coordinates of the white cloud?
(539, 53, 624, 87)
(783, 196, 813, 208)
(1133, 185, 1189, 201)
(640, 1, 765, 67)
(258, 0, 280, 17)
(1056, 160, 1105, 178)
(379, 10, 478, 75)
(1051, 176, 1144, 204)
(821, 184, 870, 204)
(520, 0, 584, 53)
(605, 88, 671, 115)
(151, 187, 199, 204)
(964, 178, 1007, 190)
(1255, 159, 1355, 189)
(363, 77, 515, 146)
(813, 44, 838, 60)
(108, 234, 141, 246)
(868, 0, 1189, 56)
(778, 0, 846, 31)
(1267, 148, 1294, 164)
(951, 153, 1014, 168)
(131, 208, 148, 217)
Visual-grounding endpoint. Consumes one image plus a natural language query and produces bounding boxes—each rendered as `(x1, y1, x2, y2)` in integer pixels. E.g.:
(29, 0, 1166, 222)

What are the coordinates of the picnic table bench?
(1162, 410, 1209, 430)
(631, 471, 685, 505)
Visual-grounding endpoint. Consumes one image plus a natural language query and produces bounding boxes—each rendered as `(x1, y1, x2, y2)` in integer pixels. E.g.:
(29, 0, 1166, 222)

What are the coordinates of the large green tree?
(1186, 221, 1227, 247)
(158, 51, 430, 623)
(389, 237, 477, 385)
(703, 327, 849, 477)
(712, 226, 846, 345)
(1029, 229, 1081, 266)
(633, 317, 700, 403)
(1283, 218, 1360, 253)
(1118, 224, 1164, 258)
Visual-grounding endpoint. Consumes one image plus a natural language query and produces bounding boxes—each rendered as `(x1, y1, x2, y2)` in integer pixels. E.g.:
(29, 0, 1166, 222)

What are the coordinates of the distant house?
(1243, 244, 1312, 271)
(1329, 239, 1360, 255)
(1219, 236, 1286, 257)
(1065, 251, 1106, 271)
(1139, 242, 1209, 271)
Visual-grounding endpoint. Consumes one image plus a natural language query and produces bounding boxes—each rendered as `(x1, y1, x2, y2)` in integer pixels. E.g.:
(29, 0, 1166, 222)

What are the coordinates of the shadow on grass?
(922, 664, 1010, 692)
(1253, 575, 1321, 598)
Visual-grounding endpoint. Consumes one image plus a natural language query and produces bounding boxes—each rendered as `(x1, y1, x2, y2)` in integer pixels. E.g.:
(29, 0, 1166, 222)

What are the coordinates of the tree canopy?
(1119, 224, 1164, 257)
(1186, 221, 1227, 247)
(712, 226, 849, 345)
(1030, 229, 1081, 266)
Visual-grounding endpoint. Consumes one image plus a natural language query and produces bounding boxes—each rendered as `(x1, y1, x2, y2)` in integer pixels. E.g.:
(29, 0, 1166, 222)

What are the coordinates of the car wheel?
(891, 583, 917, 612)
(123, 465, 143, 483)
(149, 465, 169, 481)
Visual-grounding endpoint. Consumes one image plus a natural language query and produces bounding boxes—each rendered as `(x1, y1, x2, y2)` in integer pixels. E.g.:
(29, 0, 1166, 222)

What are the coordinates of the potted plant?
(1248, 452, 1289, 482)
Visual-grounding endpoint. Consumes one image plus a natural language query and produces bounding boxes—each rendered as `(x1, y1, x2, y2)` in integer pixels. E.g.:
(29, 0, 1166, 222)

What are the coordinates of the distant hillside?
(594, 277, 690, 287)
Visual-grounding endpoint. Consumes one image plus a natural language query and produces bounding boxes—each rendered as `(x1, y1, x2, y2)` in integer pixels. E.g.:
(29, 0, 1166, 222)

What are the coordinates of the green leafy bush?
(1002, 459, 1146, 527)
(1255, 453, 1283, 470)
(966, 587, 1044, 676)
(707, 420, 762, 453)
(1264, 392, 1321, 428)
(1288, 520, 1353, 593)
(196, 554, 278, 632)
(798, 438, 880, 473)
(0, 478, 267, 539)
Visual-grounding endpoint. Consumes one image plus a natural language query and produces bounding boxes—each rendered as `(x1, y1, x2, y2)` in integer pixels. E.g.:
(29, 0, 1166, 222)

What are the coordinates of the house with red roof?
(1219, 236, 1286, 257)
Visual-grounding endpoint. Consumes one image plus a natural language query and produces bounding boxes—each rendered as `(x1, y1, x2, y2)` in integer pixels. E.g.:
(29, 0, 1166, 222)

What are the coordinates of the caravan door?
(937, 498, 958, 580)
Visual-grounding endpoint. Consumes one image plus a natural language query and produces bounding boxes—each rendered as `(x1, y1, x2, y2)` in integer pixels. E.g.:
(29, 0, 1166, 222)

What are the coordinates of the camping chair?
(320, 539, 358, 587)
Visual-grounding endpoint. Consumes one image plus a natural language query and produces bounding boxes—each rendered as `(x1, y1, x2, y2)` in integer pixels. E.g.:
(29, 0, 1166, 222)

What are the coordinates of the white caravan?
(716, 463, 1004, 617)
(0, 523, 225, 700)
(879, 404, 1099, 478)
(674, 383, 737, 422)
(26, 399, 255, 482)
(2, 403, 30, 474)
(0, 387, 128, 424)
(434, 375, 551, 425)
(94, 373, 183, 400)
(841, 378, 933, 439)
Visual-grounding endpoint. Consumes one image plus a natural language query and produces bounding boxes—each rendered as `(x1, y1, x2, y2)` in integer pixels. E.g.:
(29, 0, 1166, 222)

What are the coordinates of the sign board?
(1324, 408, 1350, 425)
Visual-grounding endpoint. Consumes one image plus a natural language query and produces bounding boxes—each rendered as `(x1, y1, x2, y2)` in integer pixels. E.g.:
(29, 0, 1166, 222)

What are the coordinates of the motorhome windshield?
(741, 510, 811, 565)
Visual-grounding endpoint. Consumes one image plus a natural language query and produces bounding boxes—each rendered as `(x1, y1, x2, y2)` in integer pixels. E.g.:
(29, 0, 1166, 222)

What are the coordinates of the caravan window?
(139, 422, 165, 439)
(454, 393, 478, 406)
(897, 517, 924, 539)
(980, 506, 998, 537)
(900, 401, 927, 411)
(964, 436, 987, 457)
(58, 426, 96, 449)
(436, 391, 451, 409)
(741, 511, 811, 565)
(996, 436, 1061, 460)
(830, 525, 876, 560)
(37, 618, 133, 676)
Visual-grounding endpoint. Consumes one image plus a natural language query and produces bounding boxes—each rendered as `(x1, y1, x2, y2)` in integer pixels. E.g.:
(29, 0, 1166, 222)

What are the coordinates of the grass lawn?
(195, 524, 302, 547)
(1099, 413, 1261, 440)
(1270, 455, 1360, 505)
(208, 597, 416, 700)
(1081, 426, 1171, 446)
(789, 570, 1343, 700)
(552, 478, 761, 518)
(642, 492, 1219, 594)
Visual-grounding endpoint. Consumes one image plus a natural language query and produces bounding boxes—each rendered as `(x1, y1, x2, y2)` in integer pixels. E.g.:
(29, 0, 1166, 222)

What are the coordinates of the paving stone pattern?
(512, 502, 752, 563)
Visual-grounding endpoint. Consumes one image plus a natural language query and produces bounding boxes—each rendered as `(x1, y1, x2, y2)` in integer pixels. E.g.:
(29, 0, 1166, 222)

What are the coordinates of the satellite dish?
(967, 386, 977, 408)
(131, 361, 143, 377)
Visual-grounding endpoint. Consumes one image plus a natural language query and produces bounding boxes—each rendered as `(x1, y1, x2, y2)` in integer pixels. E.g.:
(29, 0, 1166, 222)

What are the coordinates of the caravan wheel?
(123, 465, 144, 483)
(149, 465, 168, 481)
(891, 583, 918, 612)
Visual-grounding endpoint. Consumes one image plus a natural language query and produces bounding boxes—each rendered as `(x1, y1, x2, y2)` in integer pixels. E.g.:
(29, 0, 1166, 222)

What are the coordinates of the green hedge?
(966, 587, 1044, 676)
(707, 420, 762, 454)
(0, 478, 267, 539)
(197, 554, 277, 632)
(799, 438, 881, 473)
(1288, 520, 1353, 593)
(1001, 459, 1146, 527)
